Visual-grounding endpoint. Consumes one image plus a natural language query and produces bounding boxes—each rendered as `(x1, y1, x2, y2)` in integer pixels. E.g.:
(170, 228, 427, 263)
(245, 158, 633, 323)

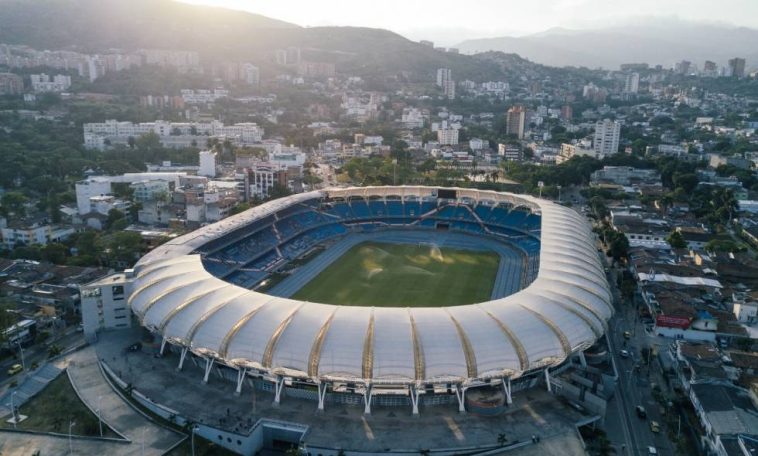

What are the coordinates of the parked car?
(636, 405, 647, 419)
(648, 447, 658, 455)
(619, 349, 630, 358)
(7, 364, 23, 376)
(650, 421, 660, 433)
(623, 331, 632, 340)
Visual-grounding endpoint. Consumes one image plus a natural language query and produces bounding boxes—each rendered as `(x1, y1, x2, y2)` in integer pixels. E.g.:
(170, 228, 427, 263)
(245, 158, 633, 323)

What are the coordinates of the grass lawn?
(1, 373, 118, 438)
(292, 241, 499, 307)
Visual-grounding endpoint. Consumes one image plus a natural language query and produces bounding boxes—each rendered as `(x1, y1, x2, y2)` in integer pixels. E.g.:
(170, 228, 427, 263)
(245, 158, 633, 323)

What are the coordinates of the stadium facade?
(84, 186, 612, 414)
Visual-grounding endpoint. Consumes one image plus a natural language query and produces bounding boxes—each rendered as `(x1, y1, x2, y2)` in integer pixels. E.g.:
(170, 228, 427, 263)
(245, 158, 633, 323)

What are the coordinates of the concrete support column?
(273, 376, 285, 406)
(202, 358, 215, 384)
(177, 347, 188, 371)
(578, 351, 587, 368)
(409, 385, 420, 415)
(503, 378, 512, 405)
(363, 384, 373, 415)
(545, 368, 552, 393)
(160, 337, 167, 356)
(235, 368, 247, 395)
(317, 381, 328, 412)
(454, 384, 466, 413)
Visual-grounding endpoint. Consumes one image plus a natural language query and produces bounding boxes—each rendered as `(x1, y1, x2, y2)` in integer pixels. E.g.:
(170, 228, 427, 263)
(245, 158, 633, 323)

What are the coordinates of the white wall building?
(623, 73, 640, 94)
(557, 140, 597, 164)
(80, 272, 133, 337)
(82, 120, 264, 150)
(401, 108, 425, 129)
(180, 89, 229, 104)
(76, 173, 185, 215)
(437, 126, 459, 146)
(30, 73, 71, 93)
(1, 224, 75, 248)
(240, 63, 260, 86)
(199, 150, 217, 177)
(593, 119, 621, 157)
(469, 138, 487, 151)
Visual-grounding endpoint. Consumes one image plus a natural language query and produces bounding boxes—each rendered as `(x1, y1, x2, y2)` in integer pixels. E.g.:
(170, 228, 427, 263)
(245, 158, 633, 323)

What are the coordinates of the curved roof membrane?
(131, 186, 612, 385)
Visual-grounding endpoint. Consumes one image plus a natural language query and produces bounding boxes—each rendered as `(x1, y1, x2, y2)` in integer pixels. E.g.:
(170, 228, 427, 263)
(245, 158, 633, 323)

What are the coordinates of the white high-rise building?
(199, 150, 217, 177)
(443, 79, 456, 99)
(624, 73, 640, 94)
(436, 121, 459, 145)
(593, 119, 621, 157)
(436, 68, 451, 87)
(241, 63, 260, 86)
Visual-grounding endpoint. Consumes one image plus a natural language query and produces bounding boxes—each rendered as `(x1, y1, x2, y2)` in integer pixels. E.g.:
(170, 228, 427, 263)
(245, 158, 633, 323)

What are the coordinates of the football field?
(291, 241, 499, 307)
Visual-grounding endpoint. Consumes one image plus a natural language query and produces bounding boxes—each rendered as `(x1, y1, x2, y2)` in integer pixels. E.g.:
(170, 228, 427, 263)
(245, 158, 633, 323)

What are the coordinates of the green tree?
(99, 231, 142, 267)
(607, 231, 630, 261)
(1, 192, 28, 217)
(666, 230, 687, 249)
(41, 243, 68, 264)
(105, 208, 127, 231)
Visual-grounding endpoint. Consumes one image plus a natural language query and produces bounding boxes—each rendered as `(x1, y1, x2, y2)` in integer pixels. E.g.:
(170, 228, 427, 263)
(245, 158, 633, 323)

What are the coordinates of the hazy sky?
(179, 0, 758, 45)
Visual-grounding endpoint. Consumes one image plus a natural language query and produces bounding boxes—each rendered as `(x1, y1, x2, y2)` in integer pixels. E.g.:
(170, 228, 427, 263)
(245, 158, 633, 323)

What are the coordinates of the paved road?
(599, 249, 678, 456)
(0, 326, 84, 388)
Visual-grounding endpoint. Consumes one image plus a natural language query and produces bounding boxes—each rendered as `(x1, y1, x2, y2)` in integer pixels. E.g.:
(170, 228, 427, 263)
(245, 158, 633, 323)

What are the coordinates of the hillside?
(0, 0, 518, 81)
(456, 18, 758, 69)
(0, 0, 297, 53)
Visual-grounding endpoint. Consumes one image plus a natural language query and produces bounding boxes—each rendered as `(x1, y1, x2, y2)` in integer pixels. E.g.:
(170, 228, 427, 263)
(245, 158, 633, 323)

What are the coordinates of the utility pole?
(10, 391, 17, 428)
(97, 395, 103, 437)
(69, 420, 76, 455)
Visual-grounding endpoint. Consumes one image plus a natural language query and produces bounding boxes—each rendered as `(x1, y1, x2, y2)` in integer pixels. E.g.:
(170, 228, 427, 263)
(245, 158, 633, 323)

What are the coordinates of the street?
(599, 249, 678, 456)
(0, 325, 84, 386)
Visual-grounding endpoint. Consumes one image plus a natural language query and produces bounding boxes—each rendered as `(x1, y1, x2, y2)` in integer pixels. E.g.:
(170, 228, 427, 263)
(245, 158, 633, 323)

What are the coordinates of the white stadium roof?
(130, 186, 612, 385)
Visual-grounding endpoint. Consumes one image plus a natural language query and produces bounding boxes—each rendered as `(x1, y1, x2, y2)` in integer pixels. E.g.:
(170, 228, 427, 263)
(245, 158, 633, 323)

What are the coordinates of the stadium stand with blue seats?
(523, 213, 542, 231)
(435, 205, 458, 220)
(197, 215, 275, 254)
(368, 200, 386, 217)
(350, 200, 371, 218)
(404, 201, 421, 217)
(386, 200, 404, 217)
(474, 204, 494, 221)
(323, 201, 353, 219)
(198, 196, 542, 290)
(419, 200, 438, 215)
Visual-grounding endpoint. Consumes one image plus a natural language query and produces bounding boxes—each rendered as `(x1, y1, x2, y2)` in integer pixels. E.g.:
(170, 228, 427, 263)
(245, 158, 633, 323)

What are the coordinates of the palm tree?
(497, 433, 508, 446)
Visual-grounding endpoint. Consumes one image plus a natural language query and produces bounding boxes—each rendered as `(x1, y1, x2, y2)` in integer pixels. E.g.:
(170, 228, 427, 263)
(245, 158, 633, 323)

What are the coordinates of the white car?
(648, 446, 657, 455)
(619, 349, 630, 358)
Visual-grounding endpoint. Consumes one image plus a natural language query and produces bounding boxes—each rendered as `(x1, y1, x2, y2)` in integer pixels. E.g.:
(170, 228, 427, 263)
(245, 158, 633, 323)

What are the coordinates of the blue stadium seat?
(368, 200, 386, 217)
(351, 200, 370, 218)
(474, 205, 493, 221)
(405, 201, 421, 217)
(386, 201, 404, 217)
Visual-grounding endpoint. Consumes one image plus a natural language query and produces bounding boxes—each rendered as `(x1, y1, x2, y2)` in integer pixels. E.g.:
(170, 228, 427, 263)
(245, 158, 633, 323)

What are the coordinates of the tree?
(0, 298, 18, 344)
(705, 238, 744, 253)
(99, 231, 142, 267)
(42, 243, 68, 264)
(666, 230, 687, 249)
(105, 208, 127, 231)
(607, 231, 630, 261)
(1, 192, 28, 217)
(589, 196, 609, 220)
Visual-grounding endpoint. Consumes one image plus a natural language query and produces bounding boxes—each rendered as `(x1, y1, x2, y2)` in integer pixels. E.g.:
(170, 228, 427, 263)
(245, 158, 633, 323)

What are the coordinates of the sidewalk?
(1, 345, 184, 456)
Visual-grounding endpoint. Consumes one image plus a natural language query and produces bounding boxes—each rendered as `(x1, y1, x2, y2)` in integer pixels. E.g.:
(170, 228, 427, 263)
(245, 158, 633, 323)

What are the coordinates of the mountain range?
(454, 18, 758, 69)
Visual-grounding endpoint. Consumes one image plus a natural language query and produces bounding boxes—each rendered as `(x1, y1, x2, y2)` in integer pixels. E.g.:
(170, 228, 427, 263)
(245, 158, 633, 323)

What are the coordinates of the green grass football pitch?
(291, 242, 500, 307)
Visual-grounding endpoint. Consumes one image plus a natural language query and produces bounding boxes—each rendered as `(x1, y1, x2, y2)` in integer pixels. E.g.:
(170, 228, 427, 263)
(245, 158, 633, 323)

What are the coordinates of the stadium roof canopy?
(130, 186, 612, 386)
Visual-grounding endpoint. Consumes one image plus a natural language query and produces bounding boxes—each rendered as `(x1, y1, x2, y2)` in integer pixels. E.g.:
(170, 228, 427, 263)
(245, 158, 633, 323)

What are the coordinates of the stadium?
(127, 186, 612, 414)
